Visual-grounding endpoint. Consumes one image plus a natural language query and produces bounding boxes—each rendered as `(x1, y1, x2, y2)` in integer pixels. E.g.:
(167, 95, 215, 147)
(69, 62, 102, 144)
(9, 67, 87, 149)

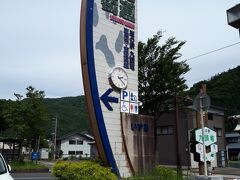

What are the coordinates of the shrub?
(69, 155, 77, 160)
(52, 161, 117, 180)
(126, 166, 183, 180)
(153, 166, 182, 180)
(19, 154, 25, 163)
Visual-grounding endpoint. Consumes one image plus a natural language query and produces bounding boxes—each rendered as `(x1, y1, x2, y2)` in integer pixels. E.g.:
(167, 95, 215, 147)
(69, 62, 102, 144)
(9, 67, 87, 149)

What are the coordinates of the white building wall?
(60, 134, 91, 158)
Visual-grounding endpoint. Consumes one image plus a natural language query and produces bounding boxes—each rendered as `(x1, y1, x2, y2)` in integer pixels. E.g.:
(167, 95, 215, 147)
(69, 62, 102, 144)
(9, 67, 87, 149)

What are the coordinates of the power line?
(186, 41, 240, 62)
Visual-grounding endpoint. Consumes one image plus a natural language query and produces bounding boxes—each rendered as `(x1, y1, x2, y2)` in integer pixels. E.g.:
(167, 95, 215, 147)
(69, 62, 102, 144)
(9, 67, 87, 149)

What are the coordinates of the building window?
(77, 140, 83, 145)
(214, 128, 222, 137)
(157, 126, 174, 135)
(76, 151, 83, 155)
(69, 139, 76, 145)
(208, 113, 213, 120)
(227, 137, 238, 143)
(68, 151, 75, 155)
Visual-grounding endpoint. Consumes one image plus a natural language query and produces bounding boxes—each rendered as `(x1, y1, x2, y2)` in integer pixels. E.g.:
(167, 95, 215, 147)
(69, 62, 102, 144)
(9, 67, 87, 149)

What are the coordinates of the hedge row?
(52, 161, 117, 180)
(52, 161, 183, 180)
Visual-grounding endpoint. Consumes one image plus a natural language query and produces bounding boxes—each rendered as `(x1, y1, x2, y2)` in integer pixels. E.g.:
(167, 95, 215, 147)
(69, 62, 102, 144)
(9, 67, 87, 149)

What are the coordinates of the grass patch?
(228, 161, 240, 168)
(10, 161, 47, 170)
(228, 160, 240, 164)
(124, 166, 186, 180)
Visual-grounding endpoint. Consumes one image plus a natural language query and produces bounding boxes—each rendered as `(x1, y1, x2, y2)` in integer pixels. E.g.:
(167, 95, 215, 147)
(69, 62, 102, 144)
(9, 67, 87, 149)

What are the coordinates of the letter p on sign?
(121, 90, 130, 101)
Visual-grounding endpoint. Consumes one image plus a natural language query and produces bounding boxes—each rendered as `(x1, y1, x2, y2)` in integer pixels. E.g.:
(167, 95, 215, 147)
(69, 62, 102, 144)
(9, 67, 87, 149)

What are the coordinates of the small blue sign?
(131, 123, 149, 132)
(31, 151, 39, 160)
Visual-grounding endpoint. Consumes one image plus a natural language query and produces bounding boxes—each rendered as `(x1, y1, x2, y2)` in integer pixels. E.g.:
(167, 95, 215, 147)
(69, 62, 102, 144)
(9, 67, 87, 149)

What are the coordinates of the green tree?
(3, 86, 48, 150)
(138, 31, 190, 116)
(0, 100, 9, 134)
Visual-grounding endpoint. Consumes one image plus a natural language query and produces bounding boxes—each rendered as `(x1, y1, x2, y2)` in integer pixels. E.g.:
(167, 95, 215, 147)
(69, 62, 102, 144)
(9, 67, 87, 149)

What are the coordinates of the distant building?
(225, 132, 240, 160)
(56, 132, 95, 159)
(0, 139, 21, 161)
(156, 105, 226, 169)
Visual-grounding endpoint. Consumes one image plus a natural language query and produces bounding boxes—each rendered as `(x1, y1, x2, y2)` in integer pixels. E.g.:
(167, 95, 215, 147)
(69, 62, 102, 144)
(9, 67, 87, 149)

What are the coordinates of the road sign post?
(194, 90, 211, 176)
(200, 97, 208, 176)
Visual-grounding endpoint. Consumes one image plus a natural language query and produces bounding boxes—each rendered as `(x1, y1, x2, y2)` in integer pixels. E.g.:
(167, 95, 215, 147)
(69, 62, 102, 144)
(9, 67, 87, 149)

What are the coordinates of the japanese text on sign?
(101, 0, 135, 23)
(123, 28, 135, 71)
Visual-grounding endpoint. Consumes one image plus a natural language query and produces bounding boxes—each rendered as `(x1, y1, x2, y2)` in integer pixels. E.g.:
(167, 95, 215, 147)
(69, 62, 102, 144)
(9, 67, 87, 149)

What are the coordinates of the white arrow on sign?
(206, 152, 216, 162)
(199, 152, 216, 162)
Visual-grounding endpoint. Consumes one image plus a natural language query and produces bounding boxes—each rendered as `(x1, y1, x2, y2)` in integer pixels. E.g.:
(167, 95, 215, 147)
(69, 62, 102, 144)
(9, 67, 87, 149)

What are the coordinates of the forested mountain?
(187, 65, 240, 131)
(44, 96, 90, 137)
(1, 66, 239, 138)
(47, 66, 240, 134)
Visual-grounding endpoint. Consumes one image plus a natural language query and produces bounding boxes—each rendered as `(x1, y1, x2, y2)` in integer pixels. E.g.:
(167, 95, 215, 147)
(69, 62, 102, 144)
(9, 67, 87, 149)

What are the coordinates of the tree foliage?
(138, 31, 190, 116)
(187, 66, 240, 131)
(3, 86, 48, 149)
(0, 100, 9, 133)
(44, 95, 89, 137)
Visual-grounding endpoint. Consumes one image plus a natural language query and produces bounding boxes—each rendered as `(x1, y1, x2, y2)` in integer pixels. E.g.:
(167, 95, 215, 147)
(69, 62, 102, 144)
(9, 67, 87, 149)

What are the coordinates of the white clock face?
(109, 67, 128, 90)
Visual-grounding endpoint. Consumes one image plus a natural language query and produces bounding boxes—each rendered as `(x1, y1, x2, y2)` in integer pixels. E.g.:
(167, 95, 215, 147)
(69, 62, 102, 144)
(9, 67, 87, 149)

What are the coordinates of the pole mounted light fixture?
(227, 4, 240, 36)
(230, 115, 240, 131)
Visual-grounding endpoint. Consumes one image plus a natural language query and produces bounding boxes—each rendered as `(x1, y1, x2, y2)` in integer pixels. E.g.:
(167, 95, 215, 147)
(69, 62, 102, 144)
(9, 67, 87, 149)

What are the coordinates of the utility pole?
(194, 84, 210, 176)
(199, 95, 207, 176)
(175, 95, 181, 171)
(52, 117, 58, 161)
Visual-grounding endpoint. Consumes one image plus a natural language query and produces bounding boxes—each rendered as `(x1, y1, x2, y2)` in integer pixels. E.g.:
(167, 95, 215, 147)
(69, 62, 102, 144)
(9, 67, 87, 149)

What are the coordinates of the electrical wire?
(186, 41, 240, 62)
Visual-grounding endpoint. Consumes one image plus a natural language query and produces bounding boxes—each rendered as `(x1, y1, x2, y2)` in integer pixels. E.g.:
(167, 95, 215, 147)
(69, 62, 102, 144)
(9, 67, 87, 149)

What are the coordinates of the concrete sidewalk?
(38, 161, 55, 172)
(189, 167, 240, 180)
(213, 167, 240, 177)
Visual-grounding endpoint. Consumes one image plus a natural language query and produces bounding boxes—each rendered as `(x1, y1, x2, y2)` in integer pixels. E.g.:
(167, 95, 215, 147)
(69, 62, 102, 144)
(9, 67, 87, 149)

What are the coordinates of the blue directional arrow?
(100, 88, 119, 111)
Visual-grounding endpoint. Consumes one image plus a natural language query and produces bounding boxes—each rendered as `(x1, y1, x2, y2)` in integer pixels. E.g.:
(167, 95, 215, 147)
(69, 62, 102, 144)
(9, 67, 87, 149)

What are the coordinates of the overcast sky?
(0, 0, 239, 99)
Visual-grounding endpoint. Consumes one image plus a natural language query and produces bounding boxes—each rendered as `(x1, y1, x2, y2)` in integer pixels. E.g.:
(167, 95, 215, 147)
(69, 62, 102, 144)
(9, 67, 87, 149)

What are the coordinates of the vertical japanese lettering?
(124, 47, 129, 69)
(129, 30, 135, 49)
(129, 51, 135, 71)
(124, 28, 129, 45)
(123, 28, 135, 71)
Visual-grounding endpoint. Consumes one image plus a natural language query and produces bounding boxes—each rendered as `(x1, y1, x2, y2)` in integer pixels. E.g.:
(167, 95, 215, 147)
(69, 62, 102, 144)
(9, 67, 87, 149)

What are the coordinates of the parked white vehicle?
(0, 153, 14, 180)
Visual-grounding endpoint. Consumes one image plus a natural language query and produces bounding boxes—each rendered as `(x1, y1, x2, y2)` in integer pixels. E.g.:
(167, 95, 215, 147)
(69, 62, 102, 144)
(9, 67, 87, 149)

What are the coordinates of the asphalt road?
(11, 173, 55, 180)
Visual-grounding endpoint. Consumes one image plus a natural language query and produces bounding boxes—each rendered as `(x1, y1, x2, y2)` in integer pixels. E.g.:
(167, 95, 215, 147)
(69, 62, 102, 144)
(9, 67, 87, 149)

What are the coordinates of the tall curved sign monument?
(80, 0, 138, 177)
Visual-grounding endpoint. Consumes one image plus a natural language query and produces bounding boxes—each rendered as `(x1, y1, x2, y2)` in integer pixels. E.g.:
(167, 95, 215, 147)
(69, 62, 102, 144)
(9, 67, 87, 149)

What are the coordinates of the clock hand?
(118, 76, 125, 85)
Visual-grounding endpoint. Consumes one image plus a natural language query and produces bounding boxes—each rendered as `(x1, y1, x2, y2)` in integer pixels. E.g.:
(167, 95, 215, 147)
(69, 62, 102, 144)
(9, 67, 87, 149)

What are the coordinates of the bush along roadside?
(52, 161, 117, 180)
(10, 161, 49, 173)
(126, 166, 185, 180)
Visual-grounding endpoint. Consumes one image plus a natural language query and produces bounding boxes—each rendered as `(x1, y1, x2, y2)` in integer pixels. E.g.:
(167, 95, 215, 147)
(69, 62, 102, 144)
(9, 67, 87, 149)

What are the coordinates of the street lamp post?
(226, 4, 240, 37)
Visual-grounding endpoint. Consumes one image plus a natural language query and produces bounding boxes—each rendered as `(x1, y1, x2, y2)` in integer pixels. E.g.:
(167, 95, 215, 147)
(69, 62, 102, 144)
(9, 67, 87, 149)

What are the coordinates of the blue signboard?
(31, 151, 39, 160)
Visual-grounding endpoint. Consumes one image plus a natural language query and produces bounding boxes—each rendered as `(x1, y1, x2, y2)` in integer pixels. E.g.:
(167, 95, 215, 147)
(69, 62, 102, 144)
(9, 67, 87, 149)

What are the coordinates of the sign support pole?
(200, 96, 207, 176)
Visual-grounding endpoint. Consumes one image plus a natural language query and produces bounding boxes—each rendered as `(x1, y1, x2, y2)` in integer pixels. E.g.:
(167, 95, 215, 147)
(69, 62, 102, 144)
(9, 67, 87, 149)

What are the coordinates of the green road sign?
(195, 127, 217, 146)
